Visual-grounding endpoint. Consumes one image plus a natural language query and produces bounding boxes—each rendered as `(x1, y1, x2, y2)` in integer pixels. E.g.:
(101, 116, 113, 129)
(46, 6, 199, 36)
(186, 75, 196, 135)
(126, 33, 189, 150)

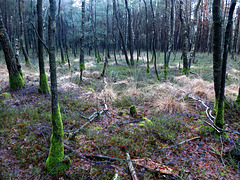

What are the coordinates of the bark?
(79, 0, 85, 82)
(45, 0, 70, 175)
(125, 0, 134, 66)
(212, 0, 222, 108)
(189, 0, 201, 67)
(215, 0, 237, 129)
(136, 0, 141, 63)
(112, 0, 118, 65)
(106, 0, 110, 58)
(143, 0, 149, 73)
(0, 9, 24, 90)
(232, 8, 240, 57)
(58, 0, 65, 64)
(113, 0, 130, 66)
(179, 0, 189, 75)
(37, 0, 50, 94)
(18, 0, 30, 66)
(150, 0, 160, 80)
(234, 87, 240, 111)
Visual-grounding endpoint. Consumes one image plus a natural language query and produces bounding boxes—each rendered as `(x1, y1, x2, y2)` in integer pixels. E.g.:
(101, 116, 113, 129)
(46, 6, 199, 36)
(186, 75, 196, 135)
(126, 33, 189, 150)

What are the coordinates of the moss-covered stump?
(129, 105, 137, 117)
(45, 105, 70, 175)
(9, 72, 25, 90)
(38, 72, 50, 94)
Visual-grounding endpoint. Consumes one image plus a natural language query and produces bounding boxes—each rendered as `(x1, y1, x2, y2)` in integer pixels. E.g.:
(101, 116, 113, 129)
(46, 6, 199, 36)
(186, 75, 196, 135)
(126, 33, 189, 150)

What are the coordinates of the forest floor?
(0, 52, 240, 179)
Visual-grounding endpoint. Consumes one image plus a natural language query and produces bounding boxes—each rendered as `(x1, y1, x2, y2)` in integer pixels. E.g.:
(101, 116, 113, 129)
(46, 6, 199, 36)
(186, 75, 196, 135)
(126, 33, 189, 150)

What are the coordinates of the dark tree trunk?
(113, 0, 130, 66)
(37, 0, 50, 94)
(179, 0, 189, 75)
(215, 0, 237, 129)
(80, 0, 85, 82)
(143, 0, 149, 73)
(58, 0, 65, 64)
(0, 9, 24, 90)
(45, 0, 70, 175)
(19, 0, 30, 66)
(125, 0, 134, 66)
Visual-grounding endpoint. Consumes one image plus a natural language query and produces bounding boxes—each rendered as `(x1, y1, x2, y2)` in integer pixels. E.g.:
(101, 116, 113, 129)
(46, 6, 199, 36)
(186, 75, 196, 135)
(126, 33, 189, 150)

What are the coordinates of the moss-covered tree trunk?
(18, 0, 30, 66)
(45, 0, 70, 175)
(234, 87, 240, 111)
(179, 0, 189, 75)
(79, 0, 85, 82)
(0, 9, 24, 90)
(37, 0, 50, 94)
(215, 0, 237, 129)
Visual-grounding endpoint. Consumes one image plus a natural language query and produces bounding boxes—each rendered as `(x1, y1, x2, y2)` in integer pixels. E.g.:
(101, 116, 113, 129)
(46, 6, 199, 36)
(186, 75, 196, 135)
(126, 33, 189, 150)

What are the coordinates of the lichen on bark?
(45, 105, 70, 175)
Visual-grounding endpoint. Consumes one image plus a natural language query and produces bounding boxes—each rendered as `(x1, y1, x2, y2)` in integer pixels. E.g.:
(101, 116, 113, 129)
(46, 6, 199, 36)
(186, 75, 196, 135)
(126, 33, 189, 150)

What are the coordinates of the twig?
(113, 169, 119, 180)
(126, 153, 138, 180)
(220, 135, 226, 167)
(163, 136, 201, 149)
(30, 22, 50, 53)
(84, 154, 125, 162)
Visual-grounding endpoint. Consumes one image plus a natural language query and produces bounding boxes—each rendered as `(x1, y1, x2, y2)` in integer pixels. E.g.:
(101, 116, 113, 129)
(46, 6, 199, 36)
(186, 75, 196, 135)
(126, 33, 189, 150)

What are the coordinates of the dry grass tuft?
(153, 96, 188, 114)
(100, 87, 117, 101)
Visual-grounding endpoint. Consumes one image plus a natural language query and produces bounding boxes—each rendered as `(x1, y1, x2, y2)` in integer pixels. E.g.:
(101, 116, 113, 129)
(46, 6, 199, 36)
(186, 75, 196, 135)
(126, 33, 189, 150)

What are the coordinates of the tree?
(37, 0, 50, 94)
(143, 0, 149, 73)
(179, 0, 189, 75)
(18, 0, 31, 66)
(214, 0, 237, 129)
(0, 9, 25, 90)
(57, 0, 65, 64)
(189, 0, 201, 67)
(234, 87, 240, 111)
(79, 0, 85, 82)
(124, 0, 134, 66)
(45, 0, 70, 175)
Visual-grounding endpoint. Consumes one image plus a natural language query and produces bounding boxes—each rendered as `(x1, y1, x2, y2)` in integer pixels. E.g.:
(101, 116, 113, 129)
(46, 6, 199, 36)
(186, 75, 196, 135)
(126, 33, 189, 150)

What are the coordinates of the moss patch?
(97, 55, 101, 63)
(215, 102, 225, 130)
(9, 72, 25, 90)
(181, 67, 189, 75)
(38, 72, 50, 94)
(45, 105, 70, 175)
(234, 95, 240, 111)
(79, 62, 86, 70)
(129, 105, 137, 117)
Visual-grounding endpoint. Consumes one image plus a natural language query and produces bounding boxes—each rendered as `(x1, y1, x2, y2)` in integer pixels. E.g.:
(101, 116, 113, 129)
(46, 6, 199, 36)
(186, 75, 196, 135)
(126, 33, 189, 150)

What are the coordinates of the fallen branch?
(163, 136, 201, 149)
(84, 154, 125, 162)
(113, 169, 119, 180)
(126, 153, 138, 180)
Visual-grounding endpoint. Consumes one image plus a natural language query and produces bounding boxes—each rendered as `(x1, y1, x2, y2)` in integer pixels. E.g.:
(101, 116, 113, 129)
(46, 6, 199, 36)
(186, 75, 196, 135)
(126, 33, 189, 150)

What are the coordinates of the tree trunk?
(125, 0, 134, 66)
(80, 0, 85, 82)
(45, 0, 70, 175)
(18, 0, 30, 66)
(212, 0, 222, 110)
(234, 87, 240, 111)
(37, 0, 50, 94)
(143, 0, 149, 73)
(58, 0, 65, 64)
(113, 0, 130, 66)
(150, 0, 160, 80)
(179, 0, 189, 75)
(0, 9, 24, 90)
(215, 0, 237, 129)
(189, 0, 201, 67)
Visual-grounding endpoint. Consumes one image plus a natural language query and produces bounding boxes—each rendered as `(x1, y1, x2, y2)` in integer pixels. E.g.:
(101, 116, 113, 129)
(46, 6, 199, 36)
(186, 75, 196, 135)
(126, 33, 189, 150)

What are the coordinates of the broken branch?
(126, 153, 138, 180)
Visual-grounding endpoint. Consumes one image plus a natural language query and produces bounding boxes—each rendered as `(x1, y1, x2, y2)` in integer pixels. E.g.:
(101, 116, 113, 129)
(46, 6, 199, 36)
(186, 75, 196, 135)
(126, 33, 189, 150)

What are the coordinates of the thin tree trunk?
(143, 0, 149, 73)
(189, 0, 201, 67)
(37, 0, 50, 94)
(45, 0, 70, 174)
(58, 0, 65, 64)
(19, 0, 30, 66)
(80, 0, 85, 82)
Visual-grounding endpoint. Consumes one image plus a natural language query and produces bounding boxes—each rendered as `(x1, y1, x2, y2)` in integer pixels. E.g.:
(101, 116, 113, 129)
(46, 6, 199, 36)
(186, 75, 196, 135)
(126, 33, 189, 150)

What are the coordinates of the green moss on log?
(38, 72, 50, 94)
(9, 72, 25, 90)
(45, 105, 71, 175)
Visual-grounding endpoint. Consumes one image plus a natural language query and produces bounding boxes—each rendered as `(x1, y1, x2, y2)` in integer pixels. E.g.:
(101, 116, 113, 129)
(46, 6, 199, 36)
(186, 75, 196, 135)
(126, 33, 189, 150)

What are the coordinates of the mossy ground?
(0, 51, 240, 179)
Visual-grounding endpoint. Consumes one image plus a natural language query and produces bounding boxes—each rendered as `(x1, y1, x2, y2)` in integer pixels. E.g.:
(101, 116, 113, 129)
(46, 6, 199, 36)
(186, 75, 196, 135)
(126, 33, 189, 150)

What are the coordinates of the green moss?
(25, 58, 31, 67)
(181, 67, 189, 75)
(215, 102, 225, 130)
(129, 105, 137, 117)
(79, 62, 86, 70)
(213, 98, 219, 112)
(97, 55, 101, 63)
(0, 92, 11, 99)
(146, 64, 150, 74)
(38, 72, 50, 94)
(234, 95, 240, 111)
(45, 105, 70, 175)
(163, 67, 168, 80)
(9, 72, 25, 90)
